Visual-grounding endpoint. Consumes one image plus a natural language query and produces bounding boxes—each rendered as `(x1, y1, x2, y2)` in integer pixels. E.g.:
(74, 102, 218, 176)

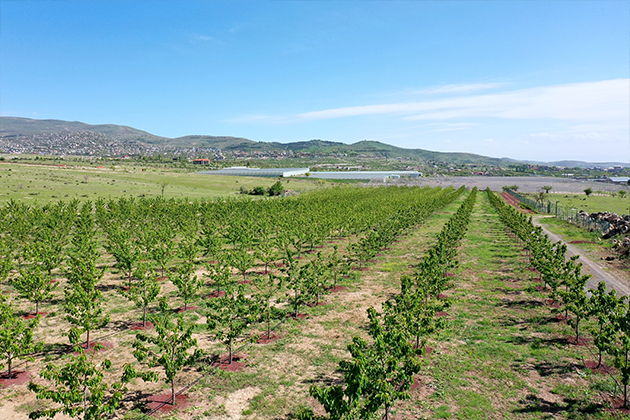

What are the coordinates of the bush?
(249, 186, 266, 196)
(268, 181, 285, 196)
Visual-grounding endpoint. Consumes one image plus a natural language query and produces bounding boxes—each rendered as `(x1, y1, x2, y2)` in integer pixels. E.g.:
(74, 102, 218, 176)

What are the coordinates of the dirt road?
(533, 216, 630, 296)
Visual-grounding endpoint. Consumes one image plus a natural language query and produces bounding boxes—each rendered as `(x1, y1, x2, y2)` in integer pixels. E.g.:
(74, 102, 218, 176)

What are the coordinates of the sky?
(1, 0, 629, 163)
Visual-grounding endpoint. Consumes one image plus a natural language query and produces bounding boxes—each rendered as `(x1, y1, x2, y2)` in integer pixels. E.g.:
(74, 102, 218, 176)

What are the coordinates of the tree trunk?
(143, 306, 147, 327)
(171, 379, 176, 406)
(86, 329, 90, 350)
(229, 341, 233, 364)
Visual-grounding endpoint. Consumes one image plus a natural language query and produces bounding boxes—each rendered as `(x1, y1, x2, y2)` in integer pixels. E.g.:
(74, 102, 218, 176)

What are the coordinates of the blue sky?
(1, 0, 628, 162)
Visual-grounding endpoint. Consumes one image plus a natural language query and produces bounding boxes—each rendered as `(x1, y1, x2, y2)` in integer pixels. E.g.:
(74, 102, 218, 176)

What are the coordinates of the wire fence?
(504, 189, 612, 235)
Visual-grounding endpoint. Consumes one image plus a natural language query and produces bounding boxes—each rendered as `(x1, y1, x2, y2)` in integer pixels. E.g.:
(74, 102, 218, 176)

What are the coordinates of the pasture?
(0, 162, 326, 204)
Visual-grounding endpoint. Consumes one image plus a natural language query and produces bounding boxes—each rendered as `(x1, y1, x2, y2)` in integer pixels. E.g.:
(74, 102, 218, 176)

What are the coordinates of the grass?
(534, 192, 630, 216)
(0, 161, 330, 204)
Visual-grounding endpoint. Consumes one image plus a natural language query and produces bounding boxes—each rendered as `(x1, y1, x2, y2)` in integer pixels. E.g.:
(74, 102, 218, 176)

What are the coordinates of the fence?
(503, 189, 612, 235)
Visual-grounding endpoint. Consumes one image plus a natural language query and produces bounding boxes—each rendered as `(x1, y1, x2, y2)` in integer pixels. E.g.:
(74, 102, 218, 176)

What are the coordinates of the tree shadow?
(514, 393, 603, 416)
(500, 299, 545, 309)
(506, 335, 569, 350)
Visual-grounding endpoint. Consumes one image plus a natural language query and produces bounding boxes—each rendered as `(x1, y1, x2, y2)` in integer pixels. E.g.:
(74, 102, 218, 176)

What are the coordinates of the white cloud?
(294, 79, 629, 125)
(189, 34, 225, 45)
(429, 122, 479, 132)
(415, 82, 509, 94)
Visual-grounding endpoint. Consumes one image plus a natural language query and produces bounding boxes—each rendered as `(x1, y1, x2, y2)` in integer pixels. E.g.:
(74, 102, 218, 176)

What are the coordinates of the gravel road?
(533, 216, 630, 296)
(396, 176, 628, 194)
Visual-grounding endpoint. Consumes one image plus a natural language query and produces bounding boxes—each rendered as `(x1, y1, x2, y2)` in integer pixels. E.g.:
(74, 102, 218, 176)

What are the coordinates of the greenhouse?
(197, 167, 310, 177)
(307, 171, 421, 180)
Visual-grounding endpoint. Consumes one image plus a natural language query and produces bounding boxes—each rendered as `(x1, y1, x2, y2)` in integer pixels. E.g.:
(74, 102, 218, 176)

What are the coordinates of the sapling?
(206, 284, 258, 364)
(12, 265, 57, 316)
(120, 263, 161, 327)
(131, 299, 202, 406)
(253, 273, 284, 340)
(0, 295, 42, 378)
(171, 261, 203, 311)
(589, 282, 620, 368)
(305, 307, 421, 420)
(28, 345, 128, 420)
(204, 253, 234, 297)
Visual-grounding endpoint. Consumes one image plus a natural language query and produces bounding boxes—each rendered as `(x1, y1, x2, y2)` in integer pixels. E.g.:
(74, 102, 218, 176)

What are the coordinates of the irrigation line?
(0, 325, 131, 377)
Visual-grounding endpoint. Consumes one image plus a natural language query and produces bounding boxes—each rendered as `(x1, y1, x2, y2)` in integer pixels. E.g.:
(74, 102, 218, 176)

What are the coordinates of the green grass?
(0, 162, 330, 204)
(535, 192, 630, 216)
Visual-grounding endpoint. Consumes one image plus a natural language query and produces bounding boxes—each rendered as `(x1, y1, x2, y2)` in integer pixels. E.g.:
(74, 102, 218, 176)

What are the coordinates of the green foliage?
(64, 211, 109, 348)
(252, 273, 285, 340)
(307, 307, 421, 420)
(120, 263, 161, 326)
(12, 265, 57, 315)
(250, 186, 266, 196)
(0, 295, 42, 378)
(206, 284, 258, 364)
(583, 187, 593, 196)
(267, 181, 285, 196)
(171, 261, 203, 311)
(131, 299, 202, 405)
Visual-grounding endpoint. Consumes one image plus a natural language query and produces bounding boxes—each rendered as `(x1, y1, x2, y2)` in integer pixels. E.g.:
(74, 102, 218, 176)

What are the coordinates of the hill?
(2, 116, 628, 167)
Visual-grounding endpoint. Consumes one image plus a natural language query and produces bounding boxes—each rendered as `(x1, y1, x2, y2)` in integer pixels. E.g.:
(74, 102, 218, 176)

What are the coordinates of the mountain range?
(1, 116, 627, 168)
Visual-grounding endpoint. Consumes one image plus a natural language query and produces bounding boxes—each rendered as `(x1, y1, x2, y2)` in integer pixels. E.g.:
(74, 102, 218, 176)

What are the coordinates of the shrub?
(268, 181, 285, 196)
(249, 186, 266, 196)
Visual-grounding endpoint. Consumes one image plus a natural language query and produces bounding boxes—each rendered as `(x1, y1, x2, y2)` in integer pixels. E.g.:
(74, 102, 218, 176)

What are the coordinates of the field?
(1, 185, 629, 420)
(0, 162, 327, 204)
(536, 193, 630, 217)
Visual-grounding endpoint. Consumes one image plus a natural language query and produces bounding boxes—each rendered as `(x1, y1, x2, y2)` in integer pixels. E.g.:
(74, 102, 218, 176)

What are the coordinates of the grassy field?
(534, 192, 630, 216)
(0, 161, 329, 204)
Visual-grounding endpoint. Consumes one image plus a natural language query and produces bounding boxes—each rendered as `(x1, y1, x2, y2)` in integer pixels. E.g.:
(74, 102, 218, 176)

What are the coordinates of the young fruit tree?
(302, 307, 421, 420)
(0, 295, 42, 378)
(171, 261, 203, 312)
(64, 255, 110, 350)
(131, 299, 203, 406)
(252, 273, 285, 340)
(204, 253, 235, 297)
(27, 347, 127, 420)
(207, 284, 258, 364)
(12, 265, 57, 316)
(588, 282, 621, 368)
(120, 264, 161, 327)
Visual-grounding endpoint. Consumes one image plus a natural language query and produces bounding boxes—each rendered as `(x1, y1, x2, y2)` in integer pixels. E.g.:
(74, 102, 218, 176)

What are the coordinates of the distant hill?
(2, 116, 628, 167)
(0, 116, 167, 144)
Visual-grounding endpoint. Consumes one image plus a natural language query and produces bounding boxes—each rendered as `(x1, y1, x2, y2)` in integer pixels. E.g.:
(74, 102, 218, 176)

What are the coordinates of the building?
(607, 176, 630, 185)
(193, 158, 211, 165)
(197, 167, 310, 177)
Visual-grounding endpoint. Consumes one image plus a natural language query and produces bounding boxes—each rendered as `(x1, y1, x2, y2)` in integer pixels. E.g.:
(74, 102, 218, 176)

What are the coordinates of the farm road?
(533, 216, 630, 297)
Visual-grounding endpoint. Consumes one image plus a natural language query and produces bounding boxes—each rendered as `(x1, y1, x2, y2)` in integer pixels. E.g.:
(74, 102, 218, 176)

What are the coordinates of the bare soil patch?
(146, 392, 191, 416)
(0, 370, 30, 387)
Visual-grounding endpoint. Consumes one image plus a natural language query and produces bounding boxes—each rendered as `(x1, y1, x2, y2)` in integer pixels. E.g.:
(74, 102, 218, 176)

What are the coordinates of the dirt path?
(533, 216, 630, 296)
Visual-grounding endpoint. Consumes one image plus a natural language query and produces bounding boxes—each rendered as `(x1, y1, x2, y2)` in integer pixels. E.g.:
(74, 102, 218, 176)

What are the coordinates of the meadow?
(541, 192, 630, 216)
(0, 161, 326, 204)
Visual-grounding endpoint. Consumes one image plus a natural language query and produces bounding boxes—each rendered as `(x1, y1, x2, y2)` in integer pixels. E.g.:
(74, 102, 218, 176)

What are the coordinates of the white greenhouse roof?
(307, 171, 421, 180)
(197, 167, 309, 177)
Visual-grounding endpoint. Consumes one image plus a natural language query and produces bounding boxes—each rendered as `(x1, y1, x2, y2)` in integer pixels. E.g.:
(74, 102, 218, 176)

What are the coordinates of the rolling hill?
(2, 116, 628, 167)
